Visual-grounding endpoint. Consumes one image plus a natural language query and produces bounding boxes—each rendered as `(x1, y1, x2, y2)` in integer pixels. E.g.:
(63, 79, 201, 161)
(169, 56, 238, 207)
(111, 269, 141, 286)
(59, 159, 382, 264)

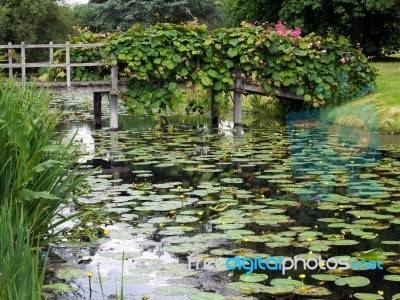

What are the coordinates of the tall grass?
(0, 78, 88, 241)
(0, 202, 46, 300)
(0, 77, 89, 298)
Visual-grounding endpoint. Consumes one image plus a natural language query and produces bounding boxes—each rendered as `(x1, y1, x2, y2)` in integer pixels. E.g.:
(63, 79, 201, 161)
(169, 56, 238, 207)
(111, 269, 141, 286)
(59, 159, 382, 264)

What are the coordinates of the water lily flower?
(87, 272, 93, 278)
(103, 229, 109, 236)
(179, 194, 185, 199)
(377, 291, 384, 296)
(299, 274, 306, 282)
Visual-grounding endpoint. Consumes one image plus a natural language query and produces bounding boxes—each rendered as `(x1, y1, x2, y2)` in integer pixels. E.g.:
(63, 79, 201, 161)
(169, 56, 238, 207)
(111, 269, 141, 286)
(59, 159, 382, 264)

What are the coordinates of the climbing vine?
(51, 22, 377, 115)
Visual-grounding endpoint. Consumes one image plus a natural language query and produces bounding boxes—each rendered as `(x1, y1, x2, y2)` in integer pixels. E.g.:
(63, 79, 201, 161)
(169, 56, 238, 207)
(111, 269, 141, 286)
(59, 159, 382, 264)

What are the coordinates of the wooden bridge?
(0, 42, 303, 130)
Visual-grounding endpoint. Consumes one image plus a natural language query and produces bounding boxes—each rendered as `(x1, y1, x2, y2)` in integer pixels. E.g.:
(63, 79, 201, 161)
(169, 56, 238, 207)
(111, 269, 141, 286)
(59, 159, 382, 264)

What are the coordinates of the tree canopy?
(218, 0, 400, 55)
(75, 0, 220, 32)
(0, 0, 75, 44)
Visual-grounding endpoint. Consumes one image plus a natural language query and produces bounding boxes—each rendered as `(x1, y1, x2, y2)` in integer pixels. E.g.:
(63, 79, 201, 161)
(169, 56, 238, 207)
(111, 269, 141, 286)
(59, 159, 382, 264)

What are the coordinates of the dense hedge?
(52, 22, 377, 115)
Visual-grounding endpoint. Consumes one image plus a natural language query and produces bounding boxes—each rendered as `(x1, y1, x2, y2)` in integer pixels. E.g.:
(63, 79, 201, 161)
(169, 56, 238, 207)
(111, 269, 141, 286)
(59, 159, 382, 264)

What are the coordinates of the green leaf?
(208, 69, 219, 78)
(229, 39, 238, 46)
(200, 76, 213, 87)
(172, 54, 182, 63)
(227, 48, 238, 58)
(34, 160, 63, 172)
(240, 273, 268, 283)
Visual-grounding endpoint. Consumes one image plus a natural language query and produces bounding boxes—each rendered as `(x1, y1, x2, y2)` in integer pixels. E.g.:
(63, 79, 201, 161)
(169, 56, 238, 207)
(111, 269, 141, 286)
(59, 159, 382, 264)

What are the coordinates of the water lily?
(377, 291, 384, 296)
(87, 272, 93, 278)
(103, 229, 109, 236)
(299, 274, 306, 282)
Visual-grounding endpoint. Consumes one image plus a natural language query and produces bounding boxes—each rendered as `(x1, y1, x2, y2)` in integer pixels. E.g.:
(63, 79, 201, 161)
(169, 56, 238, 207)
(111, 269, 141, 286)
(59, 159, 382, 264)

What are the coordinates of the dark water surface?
(45, 95, 400, 300)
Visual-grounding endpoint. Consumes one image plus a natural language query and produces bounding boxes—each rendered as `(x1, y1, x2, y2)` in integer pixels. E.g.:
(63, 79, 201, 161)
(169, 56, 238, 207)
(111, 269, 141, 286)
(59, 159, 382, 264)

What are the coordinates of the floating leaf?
(335, 276, 370, 287)
(239, 273, 268, 283)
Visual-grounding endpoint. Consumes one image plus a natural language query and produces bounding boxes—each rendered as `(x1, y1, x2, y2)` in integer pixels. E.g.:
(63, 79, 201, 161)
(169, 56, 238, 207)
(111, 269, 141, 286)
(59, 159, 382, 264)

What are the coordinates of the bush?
(50, 22, 376, 115)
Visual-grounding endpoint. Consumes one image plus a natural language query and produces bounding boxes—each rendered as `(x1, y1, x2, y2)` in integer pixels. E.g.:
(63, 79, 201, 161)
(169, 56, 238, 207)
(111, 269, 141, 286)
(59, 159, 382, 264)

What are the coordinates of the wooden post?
(7, 42, 12, 79)
(93, 92, 102, 127)
(210, 88, 218, 129)
(109, 53, 118, 130)
(233, 71, 242, 126)
(65, 42, 71, 92)
(21, 42, 26, 86)
(49, 41, 54, 64)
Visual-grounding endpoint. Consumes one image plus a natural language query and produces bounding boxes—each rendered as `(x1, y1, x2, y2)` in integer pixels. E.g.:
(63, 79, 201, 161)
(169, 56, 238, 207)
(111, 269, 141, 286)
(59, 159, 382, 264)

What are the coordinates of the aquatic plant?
(0, 77, 89, 241)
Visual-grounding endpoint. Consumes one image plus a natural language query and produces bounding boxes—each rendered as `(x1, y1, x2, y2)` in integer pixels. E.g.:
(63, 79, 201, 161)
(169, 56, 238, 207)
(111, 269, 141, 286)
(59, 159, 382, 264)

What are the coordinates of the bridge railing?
(0, 42, 118, 93)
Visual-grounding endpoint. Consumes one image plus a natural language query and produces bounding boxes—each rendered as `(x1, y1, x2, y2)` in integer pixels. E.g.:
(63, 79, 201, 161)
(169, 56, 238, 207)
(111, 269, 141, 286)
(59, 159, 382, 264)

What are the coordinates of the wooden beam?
(7, 42, 12, 79)
(65, 42, 71, 92)
(21, 42, 25, 87)
(49, 41, 53, 64)
(93, 92, 102, 127)
(233, 72, 242, 126)
(210, 88, 218, 128)
(109, 53, 119, 131)
(109, 94, 118, 131)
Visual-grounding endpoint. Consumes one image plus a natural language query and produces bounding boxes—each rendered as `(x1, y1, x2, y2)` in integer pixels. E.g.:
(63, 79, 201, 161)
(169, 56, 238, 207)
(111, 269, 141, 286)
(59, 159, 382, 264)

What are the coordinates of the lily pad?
(188, 292, 226, 300)
(42, 283, 79, 292)
(239, 273, 268, 283)
(384, 275, 400, 282)
(335, 276, 370, 287)
(354, 293, 384, 300)
(55, 268, 87, 280)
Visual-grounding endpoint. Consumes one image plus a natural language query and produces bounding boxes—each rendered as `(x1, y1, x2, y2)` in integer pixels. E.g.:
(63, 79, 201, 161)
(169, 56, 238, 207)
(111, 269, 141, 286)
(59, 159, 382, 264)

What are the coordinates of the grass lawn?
(332, 55, 400, 133)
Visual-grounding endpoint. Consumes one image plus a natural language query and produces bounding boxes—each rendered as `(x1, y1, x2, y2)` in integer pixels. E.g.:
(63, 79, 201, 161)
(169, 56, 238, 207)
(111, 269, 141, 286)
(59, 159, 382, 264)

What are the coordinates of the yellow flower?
(243, 237, 249, 242)
(179, 194, 185, 199)
(103, 229, 109, 236)
(307, 237, 313, 242)
(299, 274, 306, 280)
(87, 272, 93, 278)
(377, 291, 384, 296)
(178, 186, 182, 190)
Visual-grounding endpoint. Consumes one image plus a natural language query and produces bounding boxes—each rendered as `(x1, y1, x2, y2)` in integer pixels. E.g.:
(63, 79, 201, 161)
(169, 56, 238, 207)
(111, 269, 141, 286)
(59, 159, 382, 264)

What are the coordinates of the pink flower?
(291, 27, 301, 38)
(276, 21, 284, 29)
(276, 28, 287, 36)
(340, 57, 348, 63)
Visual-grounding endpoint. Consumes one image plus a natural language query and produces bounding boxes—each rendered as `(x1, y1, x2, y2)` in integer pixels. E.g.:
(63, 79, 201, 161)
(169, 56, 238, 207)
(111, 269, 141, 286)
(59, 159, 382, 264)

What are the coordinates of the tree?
(0, 0, 76, 44)
(217, 0, 400, 55)
(76, 0, 220, 32)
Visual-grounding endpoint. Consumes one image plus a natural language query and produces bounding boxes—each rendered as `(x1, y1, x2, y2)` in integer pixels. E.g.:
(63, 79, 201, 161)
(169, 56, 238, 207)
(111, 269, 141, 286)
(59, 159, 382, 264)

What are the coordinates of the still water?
(46, 95, 400, 300)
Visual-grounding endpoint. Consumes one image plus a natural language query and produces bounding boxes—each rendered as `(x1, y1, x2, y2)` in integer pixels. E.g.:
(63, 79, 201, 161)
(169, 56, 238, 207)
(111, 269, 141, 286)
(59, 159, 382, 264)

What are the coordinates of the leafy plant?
(49, 21, 376, 115)
(0, 201, 47, 300)
(0, 77, 89, 241)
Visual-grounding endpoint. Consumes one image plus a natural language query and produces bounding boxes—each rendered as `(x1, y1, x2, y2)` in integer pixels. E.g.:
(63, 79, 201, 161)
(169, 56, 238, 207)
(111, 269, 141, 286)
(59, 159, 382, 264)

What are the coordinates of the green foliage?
(217, 0, 400, 55)
(75, 0, 220, 32)
(0, 78, 89, 241)
(54, 22, 376, 114)
(0, 0, 76, 44)
(0, 202, 47, 300)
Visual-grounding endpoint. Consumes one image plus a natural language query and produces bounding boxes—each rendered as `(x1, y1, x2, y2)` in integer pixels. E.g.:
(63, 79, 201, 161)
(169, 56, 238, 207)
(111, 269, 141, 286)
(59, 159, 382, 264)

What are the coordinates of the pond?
(45, 94, 400, 300)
